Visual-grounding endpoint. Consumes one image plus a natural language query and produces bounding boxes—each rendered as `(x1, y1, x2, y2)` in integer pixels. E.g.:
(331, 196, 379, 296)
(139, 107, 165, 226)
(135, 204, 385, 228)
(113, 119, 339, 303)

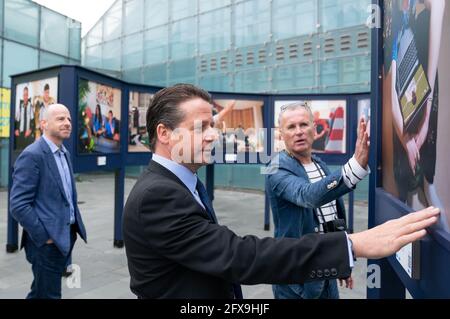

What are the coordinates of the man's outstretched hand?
(349, 206, 440, 259)
(354, 118, 370, 168)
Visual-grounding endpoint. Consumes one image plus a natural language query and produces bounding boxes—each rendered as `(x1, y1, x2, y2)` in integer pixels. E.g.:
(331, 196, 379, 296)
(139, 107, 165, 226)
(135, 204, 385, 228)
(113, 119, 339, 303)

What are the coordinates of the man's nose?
(294, 126, 304, 135)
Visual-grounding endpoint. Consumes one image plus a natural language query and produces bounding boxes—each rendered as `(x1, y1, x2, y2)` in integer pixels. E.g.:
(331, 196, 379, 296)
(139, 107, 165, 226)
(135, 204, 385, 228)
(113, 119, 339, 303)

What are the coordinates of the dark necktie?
(195, 179, 243, 299)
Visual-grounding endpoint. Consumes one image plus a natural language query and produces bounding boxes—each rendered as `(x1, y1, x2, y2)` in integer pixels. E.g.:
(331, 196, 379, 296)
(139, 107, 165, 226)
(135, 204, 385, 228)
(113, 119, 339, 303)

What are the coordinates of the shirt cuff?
(345, 232, 355, 269)
(341, 156, 370, 189)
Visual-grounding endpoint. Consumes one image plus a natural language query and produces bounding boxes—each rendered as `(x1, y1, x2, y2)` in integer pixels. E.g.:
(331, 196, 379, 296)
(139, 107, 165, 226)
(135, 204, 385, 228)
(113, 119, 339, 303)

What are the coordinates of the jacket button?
(331, 268, 338, 276)
(310, 271, 316, 279)
(317, 270, 323, 278)
(314, 227, 319, 233)
(324, 269, 331, 277)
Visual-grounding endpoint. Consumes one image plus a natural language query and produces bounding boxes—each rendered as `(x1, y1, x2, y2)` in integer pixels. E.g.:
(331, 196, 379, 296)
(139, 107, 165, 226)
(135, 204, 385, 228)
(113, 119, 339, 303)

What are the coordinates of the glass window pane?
(123, 68, 142, 83)
(321, 0, 370, 31)
(69, 21, 82, 60)
(171, 0, 197, 21)
(4, 0, 39, 46)
(342, 57, 358, 84)
(102, 39, 122, 70)
(40, 8, 69, 56)
(39, 51, 68, 68)
(199, 74, 231, 92)
(103, 0, 122, 41)
(320, 59, 339, 86)
(234, 69, 269, 93)
(145, 0, 168, 28)
(84, 44, 102, 69)
(273, 63, 315, 91)
(199, 8, 231, 54)
(170, 17, 197, 60)
(143, 63, 167, 86)
(3, 41, 38, 87)
(168, 58, 196, 84)
(81, 38, 86, 65)
(273, 0, 316, 40)
(0, 0, 4, 35)
(199, 0, 231, 13)
(86, 20, 103, 47)
(235, 1, 270, 47)
(123, 33, 143, 69)
(68, 59, 80, 66)
(144, 26, 168, 65)
(124, 0, 143, 35)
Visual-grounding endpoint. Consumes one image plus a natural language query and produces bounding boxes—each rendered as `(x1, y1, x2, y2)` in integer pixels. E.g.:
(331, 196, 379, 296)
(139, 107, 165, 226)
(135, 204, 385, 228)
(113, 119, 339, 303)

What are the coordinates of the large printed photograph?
(14, 77, 58, 151)
(273, 100, 347, 154)
(212, 99, 265, 154)
(128, 91, 153, 152)
(382, 0, 450, 237)
(78, 79, 122, 154)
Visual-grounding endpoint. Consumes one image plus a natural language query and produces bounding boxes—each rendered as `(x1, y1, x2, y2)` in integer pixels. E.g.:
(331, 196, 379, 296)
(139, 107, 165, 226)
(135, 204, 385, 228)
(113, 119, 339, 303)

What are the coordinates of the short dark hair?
(44, 84, 50, 91)
(146, 84, 212, 152)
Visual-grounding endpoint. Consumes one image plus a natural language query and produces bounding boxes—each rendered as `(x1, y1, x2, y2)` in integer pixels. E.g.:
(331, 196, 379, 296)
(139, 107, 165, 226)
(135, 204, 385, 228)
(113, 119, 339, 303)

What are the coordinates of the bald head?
(41, 104, 69, 121)
(41, 103, 72, 146)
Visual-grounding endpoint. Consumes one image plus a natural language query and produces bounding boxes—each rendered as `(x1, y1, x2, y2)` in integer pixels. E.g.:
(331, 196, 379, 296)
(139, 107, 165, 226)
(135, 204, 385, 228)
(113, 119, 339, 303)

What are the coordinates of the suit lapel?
(65, 149, 77, 202)
(148, 160, 213, 221)
(40, 138, 69, 203)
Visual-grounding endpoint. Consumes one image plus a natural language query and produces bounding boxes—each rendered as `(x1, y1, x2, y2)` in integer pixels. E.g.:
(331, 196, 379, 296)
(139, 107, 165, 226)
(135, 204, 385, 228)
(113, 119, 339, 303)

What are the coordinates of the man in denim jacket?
(267, 102, 370, 299)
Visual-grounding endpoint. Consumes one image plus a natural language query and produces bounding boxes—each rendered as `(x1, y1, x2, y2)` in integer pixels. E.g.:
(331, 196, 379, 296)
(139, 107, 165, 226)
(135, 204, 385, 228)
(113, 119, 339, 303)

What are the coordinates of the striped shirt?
(304, 156, 369, 233)
(303, 161, 339, 233)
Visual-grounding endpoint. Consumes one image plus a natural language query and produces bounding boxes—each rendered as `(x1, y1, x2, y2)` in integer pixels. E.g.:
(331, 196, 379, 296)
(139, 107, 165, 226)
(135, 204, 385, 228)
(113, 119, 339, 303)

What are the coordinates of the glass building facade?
(0, 0, 82, 187)
(83, 0, 371, 94)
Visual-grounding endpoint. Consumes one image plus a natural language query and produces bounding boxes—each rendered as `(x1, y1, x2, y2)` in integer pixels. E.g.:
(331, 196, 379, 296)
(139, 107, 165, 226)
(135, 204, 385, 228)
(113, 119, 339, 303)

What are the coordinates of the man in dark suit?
(10, 104, 87, 299)
(122, 84, 439, 299)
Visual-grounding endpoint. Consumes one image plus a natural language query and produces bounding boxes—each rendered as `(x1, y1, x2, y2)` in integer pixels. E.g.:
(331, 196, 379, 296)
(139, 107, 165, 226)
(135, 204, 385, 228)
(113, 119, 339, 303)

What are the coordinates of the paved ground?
(0, 173, 369, 299)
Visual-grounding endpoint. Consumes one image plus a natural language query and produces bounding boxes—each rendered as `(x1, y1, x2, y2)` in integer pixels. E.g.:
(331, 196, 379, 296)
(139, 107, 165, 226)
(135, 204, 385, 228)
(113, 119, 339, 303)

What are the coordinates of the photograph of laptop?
(396, 27, 431, 131)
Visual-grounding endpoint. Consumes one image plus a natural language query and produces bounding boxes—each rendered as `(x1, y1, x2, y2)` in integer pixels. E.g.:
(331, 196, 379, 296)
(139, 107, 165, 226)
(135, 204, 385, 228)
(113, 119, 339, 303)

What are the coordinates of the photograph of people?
(104, 110, 119, 141)
(14, 78, 58, 151)
(14, 86, 35, 150)
(128, 91, 153, 152)
(78, 79, 121, 154)
(212, 99, 264, 153)
(312, 110, 330, 151)
(274, 100, 347, 154)
(93, 104, 105, 137)
(382, 0, 450, 234)
(34, 83, 56, 138)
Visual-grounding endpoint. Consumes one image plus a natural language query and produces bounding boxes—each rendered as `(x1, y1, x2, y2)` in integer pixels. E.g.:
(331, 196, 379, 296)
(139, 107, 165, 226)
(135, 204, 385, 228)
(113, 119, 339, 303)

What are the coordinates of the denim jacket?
(266, 151, 353, 298)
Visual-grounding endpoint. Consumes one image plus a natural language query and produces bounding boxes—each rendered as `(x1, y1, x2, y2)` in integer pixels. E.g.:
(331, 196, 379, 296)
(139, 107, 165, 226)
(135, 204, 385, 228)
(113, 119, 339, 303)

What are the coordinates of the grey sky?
(32, 0, 116, 37)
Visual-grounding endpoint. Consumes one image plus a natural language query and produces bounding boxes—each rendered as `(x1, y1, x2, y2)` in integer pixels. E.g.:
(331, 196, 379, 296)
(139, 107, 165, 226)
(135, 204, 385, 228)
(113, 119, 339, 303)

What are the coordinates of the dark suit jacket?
(10, 137, 87, 256)
(122, 160, 352, 299)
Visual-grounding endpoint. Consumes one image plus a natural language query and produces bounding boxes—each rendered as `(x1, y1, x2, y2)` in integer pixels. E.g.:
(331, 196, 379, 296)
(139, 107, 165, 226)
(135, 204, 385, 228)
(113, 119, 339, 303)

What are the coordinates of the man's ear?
(156, 123, 171, 145)
(40, 120, 47, 131)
